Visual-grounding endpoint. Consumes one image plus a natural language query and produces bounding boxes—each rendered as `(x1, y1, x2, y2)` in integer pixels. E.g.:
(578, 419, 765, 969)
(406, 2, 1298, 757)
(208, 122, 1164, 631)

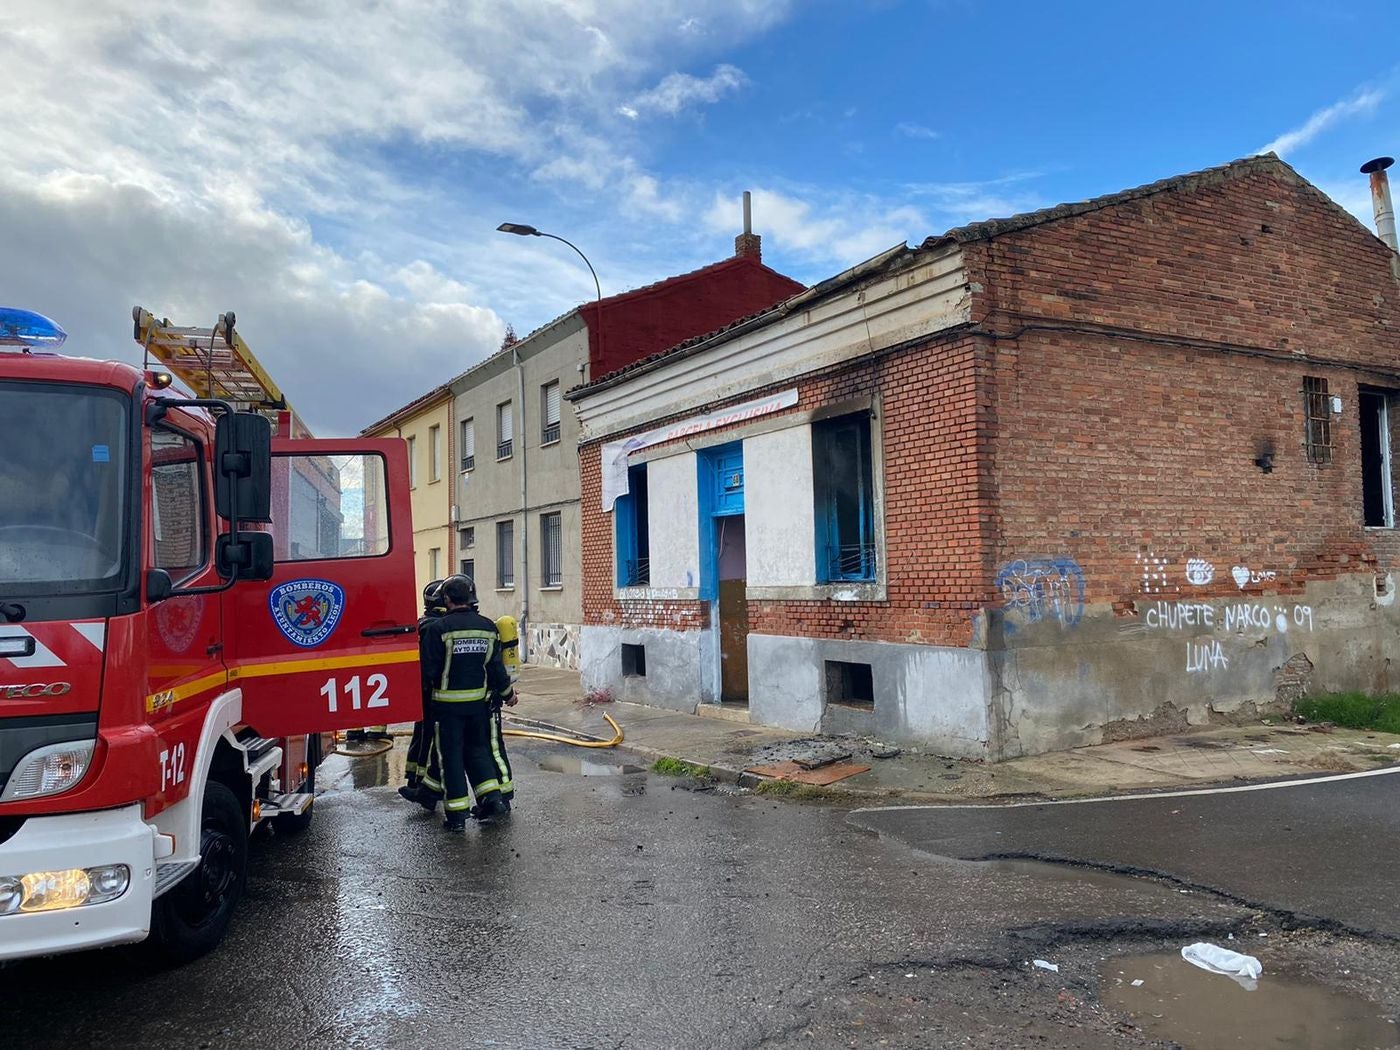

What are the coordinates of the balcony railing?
(541, 421, 561, 445)
(460, 454, 475, 471)
(496, 439, 513, 460)
(825, 542, 877, 582)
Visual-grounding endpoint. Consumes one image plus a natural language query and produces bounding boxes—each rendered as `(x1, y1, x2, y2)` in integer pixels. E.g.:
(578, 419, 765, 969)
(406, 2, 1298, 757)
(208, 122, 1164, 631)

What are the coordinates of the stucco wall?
(743, 426, 815, 587)
(646, 452, 700, 590)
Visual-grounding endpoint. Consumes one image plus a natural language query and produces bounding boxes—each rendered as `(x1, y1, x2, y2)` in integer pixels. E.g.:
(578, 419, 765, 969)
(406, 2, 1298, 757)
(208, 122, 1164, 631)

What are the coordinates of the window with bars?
(429, 424, 441, 482)
(459, 557, 475, 581)
(459, 525, 475, 549)
(496, 519, 514, 588)
(615, 464, 650, 586)
(812, 414, 877, 582)
(1304, 377, 1333, 465)
(497, 402, 513, 460)
(541, 511, 563, 586)
(460, 418, 475, 471)
(541, 381, 561, 445)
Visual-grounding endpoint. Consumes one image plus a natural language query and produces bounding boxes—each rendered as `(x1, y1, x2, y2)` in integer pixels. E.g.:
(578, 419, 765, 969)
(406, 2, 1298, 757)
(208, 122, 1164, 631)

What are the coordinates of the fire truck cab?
(0, 307, 423, 964)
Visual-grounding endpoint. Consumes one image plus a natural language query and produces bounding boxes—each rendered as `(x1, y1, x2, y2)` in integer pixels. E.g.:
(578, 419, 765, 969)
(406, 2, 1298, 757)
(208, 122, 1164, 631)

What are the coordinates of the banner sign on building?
(601, 389, 799, 510)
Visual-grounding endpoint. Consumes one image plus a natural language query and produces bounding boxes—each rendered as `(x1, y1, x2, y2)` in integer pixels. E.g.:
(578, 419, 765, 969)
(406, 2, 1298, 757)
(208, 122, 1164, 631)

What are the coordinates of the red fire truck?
(0, 306, 422, 964)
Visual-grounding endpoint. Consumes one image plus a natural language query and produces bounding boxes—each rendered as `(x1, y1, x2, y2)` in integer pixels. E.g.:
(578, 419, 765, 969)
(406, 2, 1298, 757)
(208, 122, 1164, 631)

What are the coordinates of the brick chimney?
(734, 190, 761, 260)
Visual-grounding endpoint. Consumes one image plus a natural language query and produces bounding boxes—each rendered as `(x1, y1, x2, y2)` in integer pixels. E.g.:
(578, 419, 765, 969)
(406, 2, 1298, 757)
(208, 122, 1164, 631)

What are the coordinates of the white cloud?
(704, 188, 927, 267)
(896, 122, 940, 140)
(619, 64, 749, 119)
(0, 0, 796, 432)
(1258, 87, 1385, 157)
(903, 172, 1047, 227)
(0, 168, 503, 436)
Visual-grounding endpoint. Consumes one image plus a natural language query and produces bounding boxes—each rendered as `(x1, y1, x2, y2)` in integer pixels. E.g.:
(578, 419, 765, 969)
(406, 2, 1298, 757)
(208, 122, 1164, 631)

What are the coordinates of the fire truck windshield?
(0, 382, 130, 595)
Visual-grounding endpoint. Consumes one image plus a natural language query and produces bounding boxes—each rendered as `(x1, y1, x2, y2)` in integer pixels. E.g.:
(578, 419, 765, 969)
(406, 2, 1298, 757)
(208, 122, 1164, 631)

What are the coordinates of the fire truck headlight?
(0, 865, 130, 914)
(0, 876, 21, 915)
(0, 740, 94, 801)
(85, 864, 130, 905)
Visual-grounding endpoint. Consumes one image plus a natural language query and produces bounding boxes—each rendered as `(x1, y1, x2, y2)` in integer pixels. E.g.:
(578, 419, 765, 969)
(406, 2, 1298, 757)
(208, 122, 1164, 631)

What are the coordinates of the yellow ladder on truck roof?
(132, 306, 290, 421)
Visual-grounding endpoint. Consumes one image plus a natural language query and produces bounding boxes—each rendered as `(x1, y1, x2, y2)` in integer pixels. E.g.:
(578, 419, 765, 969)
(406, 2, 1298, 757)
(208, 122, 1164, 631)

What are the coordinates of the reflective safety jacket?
(421, 607, 515, 704)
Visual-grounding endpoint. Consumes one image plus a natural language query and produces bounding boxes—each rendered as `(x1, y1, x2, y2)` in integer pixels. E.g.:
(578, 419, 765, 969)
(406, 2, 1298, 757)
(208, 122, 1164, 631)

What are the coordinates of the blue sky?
(3, 1, 1398, 433)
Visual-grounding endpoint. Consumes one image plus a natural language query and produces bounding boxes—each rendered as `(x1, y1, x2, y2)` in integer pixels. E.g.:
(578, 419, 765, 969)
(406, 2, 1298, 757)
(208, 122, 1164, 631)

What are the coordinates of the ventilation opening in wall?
(622, 643, 647, 678)
(825, 660, 873, 708)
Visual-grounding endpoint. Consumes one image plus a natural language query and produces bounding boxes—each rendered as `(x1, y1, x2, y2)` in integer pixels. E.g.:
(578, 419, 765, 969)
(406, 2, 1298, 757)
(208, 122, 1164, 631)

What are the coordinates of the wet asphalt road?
(851, 768, 1400, 938)
(0, 739, 1266, 1050)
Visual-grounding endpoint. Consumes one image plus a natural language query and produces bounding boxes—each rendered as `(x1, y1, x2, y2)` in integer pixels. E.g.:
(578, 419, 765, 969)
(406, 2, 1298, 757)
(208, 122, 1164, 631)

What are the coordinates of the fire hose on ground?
(330, 712, 623, 758)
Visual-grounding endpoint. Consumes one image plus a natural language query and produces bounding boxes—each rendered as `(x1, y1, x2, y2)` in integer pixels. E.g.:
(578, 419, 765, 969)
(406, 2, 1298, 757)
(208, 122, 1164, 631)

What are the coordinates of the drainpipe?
(513, 342, 529, 662)
(1361, 157, 1400, 279)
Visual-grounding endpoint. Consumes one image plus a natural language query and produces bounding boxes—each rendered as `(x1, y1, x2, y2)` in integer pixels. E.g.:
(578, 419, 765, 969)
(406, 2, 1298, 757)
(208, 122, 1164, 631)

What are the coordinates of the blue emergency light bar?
(0, 307, 68, 349)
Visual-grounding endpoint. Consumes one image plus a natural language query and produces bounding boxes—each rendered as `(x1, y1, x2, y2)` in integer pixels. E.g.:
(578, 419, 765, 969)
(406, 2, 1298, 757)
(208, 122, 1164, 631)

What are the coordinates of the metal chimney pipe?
(742, 190, 752, 236)
(1361, 157, 1398, 252)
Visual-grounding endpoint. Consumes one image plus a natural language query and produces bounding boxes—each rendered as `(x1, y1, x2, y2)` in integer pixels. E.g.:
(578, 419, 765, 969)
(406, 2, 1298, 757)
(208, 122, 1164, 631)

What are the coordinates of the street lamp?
(496, 222, 602, 305)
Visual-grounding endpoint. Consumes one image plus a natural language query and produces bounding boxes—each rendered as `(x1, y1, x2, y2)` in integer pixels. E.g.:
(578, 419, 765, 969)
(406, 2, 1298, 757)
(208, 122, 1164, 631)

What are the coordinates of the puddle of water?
(1101, 952, 1398, 1050)
(536, 755, 646, 777)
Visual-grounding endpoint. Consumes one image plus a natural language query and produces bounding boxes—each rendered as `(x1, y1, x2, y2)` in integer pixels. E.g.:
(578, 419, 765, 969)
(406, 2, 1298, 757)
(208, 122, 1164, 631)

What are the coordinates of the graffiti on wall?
(1135, 551, 1173, 595)
(1138, 598, 1314, 674)
(1184, 558, 1215, 586)
(996, 557, 1086, 631)
(1230, 565, 1277, 589)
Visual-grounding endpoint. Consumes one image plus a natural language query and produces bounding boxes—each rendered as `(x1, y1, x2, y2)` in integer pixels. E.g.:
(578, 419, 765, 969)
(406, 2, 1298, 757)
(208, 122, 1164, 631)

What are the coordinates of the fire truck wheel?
(148, 779, 247, 965)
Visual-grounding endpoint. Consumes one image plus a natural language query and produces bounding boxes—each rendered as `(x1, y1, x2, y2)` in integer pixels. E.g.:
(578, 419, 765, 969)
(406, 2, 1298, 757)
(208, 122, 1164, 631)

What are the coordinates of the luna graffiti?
(996, 557, 1086, 630)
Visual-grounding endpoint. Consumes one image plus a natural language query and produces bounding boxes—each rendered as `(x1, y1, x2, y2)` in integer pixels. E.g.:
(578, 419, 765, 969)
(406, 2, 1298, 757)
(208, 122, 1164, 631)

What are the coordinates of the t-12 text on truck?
(0, 306, 422, 963)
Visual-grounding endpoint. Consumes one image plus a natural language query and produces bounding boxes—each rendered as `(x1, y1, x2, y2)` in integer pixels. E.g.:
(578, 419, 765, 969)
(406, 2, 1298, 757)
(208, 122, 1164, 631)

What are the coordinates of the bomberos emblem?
(269, 578, 346, 648)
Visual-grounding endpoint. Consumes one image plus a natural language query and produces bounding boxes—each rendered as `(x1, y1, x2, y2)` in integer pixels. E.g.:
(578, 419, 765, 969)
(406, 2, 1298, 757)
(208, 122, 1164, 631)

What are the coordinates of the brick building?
(570, 154, 1400, 759)
(439, 225, 802, 669)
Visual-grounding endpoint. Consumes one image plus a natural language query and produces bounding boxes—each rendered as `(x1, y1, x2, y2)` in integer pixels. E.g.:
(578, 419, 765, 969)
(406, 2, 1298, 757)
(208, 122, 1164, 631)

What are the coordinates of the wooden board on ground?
(744, 760, 872, 786)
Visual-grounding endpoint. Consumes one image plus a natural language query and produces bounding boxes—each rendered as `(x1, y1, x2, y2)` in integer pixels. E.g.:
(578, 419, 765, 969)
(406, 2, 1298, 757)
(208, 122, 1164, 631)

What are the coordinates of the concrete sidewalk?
(509, 664, 1400, 802)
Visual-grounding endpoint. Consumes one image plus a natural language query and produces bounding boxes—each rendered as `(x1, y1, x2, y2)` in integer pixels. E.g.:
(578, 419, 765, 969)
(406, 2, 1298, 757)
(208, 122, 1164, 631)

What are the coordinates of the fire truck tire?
(148, 779, 247, 965)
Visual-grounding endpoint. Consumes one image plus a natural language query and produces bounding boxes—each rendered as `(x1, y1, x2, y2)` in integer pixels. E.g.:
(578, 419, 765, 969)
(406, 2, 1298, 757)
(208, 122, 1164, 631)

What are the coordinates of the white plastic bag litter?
(1181, 942, 1262, 980)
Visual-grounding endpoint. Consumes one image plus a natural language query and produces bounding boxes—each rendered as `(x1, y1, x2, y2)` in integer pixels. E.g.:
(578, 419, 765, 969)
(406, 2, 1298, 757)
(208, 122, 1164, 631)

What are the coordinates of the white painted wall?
(744, 425, 816, 587)
(646, 452, 700, 589)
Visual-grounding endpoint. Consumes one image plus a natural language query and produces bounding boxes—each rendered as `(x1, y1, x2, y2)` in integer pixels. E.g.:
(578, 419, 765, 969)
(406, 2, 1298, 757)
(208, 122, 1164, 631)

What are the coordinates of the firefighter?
(419, 574, 515, 832)
(399, 579, 446, 804)
(492, 614, 521, 805)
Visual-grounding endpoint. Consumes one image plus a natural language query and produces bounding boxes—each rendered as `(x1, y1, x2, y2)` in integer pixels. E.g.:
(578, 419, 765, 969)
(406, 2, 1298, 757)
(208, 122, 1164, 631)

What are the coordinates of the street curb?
(503, 710, 1397, 807)
(503, 710, 1046, 806)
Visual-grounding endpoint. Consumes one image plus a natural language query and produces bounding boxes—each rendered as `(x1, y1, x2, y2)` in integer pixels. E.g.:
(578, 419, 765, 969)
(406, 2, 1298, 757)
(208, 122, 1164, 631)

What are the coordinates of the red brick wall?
(579, 332, 991, 647)
(966, 161, 1400, 605)
(582, 258, 804, 381)
(579, 160, 1400, 657)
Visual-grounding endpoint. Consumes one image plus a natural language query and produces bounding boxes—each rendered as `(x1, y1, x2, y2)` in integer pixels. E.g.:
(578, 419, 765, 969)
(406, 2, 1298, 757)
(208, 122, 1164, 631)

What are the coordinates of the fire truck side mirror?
(215, 413, 273, 523)
(217, 532, 275, 582)
(146, 569, 174, 603)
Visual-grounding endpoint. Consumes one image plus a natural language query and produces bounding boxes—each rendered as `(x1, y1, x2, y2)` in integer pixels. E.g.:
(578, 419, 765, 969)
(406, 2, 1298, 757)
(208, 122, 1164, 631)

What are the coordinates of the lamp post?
(496, 223, 602, 306)
(494, 222, 603, 665)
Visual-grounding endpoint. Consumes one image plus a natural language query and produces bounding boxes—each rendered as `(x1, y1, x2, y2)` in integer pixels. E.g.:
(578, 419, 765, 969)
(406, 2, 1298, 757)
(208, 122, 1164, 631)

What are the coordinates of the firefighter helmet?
(441, 574, 477, 608)
(423, 578, 446, 615)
